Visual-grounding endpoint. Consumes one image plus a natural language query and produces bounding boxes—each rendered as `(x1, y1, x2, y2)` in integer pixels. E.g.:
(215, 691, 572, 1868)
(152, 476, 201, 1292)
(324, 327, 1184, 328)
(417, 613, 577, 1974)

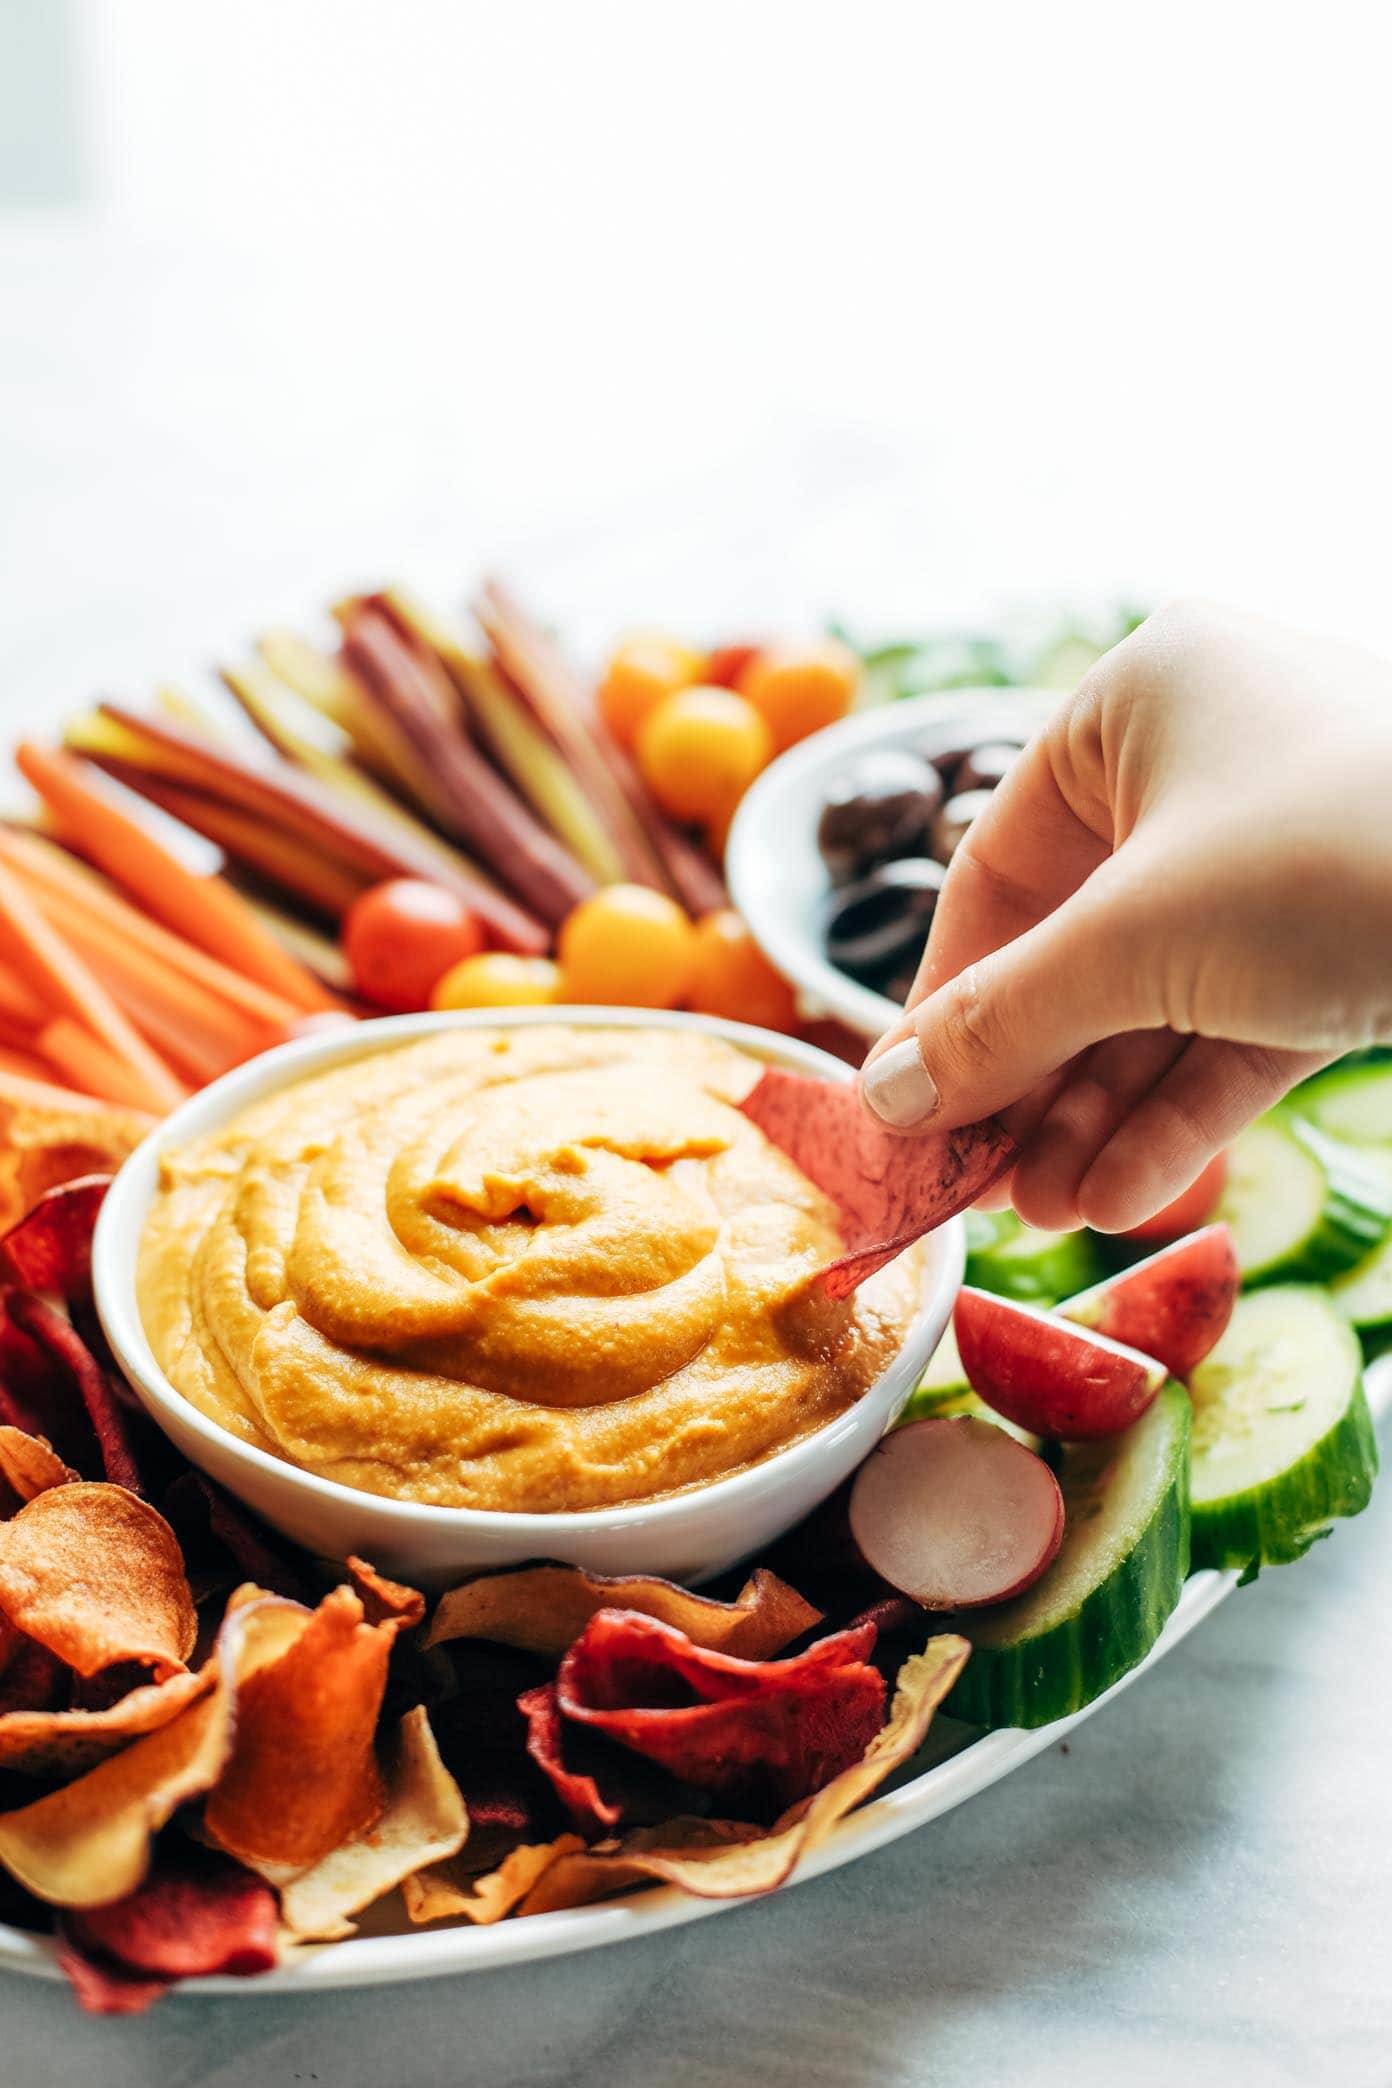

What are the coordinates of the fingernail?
(861, 1036, 940, 1129)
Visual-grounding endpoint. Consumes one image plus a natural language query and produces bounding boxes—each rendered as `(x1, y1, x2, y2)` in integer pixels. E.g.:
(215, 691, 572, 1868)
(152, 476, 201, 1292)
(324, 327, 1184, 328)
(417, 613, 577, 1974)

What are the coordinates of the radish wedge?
(1061, 1224, 1240, 1379)
(848, 1417, 1064, 1609)
(954, 1287, 1167, 1440)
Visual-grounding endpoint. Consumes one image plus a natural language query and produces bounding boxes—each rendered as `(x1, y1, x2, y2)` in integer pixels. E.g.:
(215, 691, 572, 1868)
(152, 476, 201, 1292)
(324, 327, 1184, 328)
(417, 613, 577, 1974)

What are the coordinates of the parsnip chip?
(518, 1635, 970, 1914)
(0, 1483, 195, 1679)
(204, 1584, 408, 1870)
(0, 1596, 301, 1907)
(427, 1563, 821, 1663)
(403, 1834, 586, 1927)
(0, 1425, 78, 1504)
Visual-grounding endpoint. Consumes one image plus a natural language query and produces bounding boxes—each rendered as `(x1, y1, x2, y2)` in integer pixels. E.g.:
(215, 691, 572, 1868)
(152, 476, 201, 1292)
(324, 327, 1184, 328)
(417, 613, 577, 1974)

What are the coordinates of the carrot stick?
(0, 1044, 59, 1085)
(0, 828, 311, 1029)
(0, 960, 45, 1027)
(0, 861, 186, 1114)
(16, 742, 340, 1014)
(38, 1017, 189, 1113)
(0, 1063, 157, 1127)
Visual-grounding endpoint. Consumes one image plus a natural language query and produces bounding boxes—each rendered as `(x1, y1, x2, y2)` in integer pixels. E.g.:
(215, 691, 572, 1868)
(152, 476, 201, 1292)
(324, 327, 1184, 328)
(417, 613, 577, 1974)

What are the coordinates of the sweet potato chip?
(427, 1563, 821, 1663)
(403, 1834, 586, 1927)
(0, 1482, 195, 1680)
(549, 1612, 887, 1819)
(0, 1075, 150, 1238)
(0, 1175, 110, 1298)
(347, 1555, 427, 1632)
(518, 1635, 970, 1914)
(0, 1665, 208, 1777)
(204, 1584, 406, 1870)
(738, 1068, 1016, 1296)
(0, 1424, 76, 1504)
(270, 1706, 468, 1940)
(0, 1595, 300, 1907)
(4, 1292, 144, 1491)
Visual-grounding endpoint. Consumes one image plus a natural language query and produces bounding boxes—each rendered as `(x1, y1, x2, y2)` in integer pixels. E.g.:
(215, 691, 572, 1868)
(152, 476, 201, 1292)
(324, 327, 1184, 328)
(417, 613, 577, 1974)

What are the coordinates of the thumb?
(860, 873, 1162, 1133)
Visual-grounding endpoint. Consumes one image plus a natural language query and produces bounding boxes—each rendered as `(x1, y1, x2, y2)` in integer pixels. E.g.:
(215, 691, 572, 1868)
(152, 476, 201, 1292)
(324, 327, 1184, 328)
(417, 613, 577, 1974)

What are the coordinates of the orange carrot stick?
(0, 960, 46, 1027)
(0, 861, 185, 1114)
(38, 1017, 189, 1114)
(0, 1043, 59, 1085)
(0, 828, 316, 1029)
(15, 743, 339, 1014)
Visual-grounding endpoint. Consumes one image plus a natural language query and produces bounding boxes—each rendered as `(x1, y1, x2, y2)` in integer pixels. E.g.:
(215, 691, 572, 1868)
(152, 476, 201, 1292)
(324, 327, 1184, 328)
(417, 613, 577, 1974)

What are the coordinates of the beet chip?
(738, 1067, 1016, 1296)
(4, 1292, 144, 1492)
(0, 1483, 195, 1681)
(1, 1175, 110, 1300)
(428, 1562, 821, 1664)
(66, 1843, 278, 1979)
(547, 1611, 887, 1820)
(520, 1678, 699, 1837)
(519, 1634, 970, 1915)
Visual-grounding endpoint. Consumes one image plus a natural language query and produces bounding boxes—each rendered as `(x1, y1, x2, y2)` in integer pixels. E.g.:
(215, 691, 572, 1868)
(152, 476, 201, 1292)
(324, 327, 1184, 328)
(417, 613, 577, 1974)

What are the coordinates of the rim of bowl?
(726, 686, 1059, 1038)
(93, 1005, 962, 1538)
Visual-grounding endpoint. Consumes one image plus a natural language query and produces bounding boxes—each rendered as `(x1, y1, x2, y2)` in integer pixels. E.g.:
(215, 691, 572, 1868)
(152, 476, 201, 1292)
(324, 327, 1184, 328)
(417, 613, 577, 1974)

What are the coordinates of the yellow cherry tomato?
(558, 884, 697, 1008)
(430, 953, 562, 1010)
(596, 635, 704, 750)
(636, 686, 773, 826)
(686, 910, 799, 1030)
(736, 639, 860, 751)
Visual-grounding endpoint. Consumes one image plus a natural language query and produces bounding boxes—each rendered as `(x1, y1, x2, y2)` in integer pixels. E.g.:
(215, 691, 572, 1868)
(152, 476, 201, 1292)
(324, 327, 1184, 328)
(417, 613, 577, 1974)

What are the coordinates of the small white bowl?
(94, 1007, 962, 1588)
(727, 687, 1058, 1038)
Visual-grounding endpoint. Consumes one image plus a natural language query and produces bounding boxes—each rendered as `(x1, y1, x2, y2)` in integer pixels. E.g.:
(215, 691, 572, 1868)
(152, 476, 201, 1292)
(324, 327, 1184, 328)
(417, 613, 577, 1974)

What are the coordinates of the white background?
(2, 5, 1391, 2083)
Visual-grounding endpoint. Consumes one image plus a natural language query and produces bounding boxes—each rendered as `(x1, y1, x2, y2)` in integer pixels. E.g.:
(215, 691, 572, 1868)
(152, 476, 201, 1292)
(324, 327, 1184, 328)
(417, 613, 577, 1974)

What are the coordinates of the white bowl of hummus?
(93, 1008, 963, 1587)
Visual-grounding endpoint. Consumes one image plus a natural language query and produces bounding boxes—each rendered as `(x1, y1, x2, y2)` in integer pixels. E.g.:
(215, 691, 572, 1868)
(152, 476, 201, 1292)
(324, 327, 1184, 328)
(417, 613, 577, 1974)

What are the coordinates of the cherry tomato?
(430, 953, 562, 1010)
(636, 686, 772, 826)
(344, 879, 485, 1012)
(686, 910, 798, 1030)
(558, 884, 697, 1008)
(596, 636, 704, 750)
(737, 639, 861, 751)
(1120, 1151, 1229, 1242)
(704, 642, 762, 689)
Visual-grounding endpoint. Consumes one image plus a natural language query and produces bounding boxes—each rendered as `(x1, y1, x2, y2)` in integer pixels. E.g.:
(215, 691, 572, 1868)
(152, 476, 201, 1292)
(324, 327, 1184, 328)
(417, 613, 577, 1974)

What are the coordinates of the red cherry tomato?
(343, 879, 486, 1012)
(1120, 1151, 1229, 1243)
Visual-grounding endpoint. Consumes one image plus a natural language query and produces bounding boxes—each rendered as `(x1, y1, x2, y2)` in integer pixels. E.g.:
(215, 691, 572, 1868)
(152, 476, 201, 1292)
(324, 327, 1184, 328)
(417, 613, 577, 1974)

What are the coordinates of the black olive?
(816, 751, 943, 882)
(953, 741, 1022, 792)
(824, 857, 946, 981)
(931, 788, 994, 865)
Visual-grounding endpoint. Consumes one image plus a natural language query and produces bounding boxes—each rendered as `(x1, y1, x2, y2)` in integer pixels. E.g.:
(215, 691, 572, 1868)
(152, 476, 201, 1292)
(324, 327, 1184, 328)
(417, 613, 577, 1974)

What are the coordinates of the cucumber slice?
(965, 1211, 1105, 1305)
(1188, 1285, 1378, 1576)
(1215, 1116, 1392, 1284)
(946, 1383, 1190, 1729)
(1294, 1054, 1392, 1146)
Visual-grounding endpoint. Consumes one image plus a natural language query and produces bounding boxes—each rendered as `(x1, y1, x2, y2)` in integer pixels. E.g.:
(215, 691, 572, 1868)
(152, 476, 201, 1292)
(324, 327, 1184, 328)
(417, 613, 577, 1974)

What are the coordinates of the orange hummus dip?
(136, 1027, 920, 1512)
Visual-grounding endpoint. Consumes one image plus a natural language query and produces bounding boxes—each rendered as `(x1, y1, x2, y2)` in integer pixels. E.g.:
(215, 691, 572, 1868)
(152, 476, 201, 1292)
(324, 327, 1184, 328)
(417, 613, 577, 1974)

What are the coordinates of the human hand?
(859, 600, 1392, 1230)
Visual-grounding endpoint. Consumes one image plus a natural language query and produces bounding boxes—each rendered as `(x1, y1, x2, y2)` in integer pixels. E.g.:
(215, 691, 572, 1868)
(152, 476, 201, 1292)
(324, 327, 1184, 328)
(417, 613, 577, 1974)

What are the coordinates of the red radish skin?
(849, 1417, 1064, 1609)
(1121, 1152, 1228, 1242)
(954, 1287, 1168, 1440)
(1062, 1224, 1239, 1379)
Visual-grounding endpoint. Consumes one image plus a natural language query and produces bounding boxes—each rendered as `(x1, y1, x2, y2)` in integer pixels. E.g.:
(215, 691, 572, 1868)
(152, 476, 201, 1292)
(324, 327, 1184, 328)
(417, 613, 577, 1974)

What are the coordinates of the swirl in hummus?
(137, 1027, 921, 1511)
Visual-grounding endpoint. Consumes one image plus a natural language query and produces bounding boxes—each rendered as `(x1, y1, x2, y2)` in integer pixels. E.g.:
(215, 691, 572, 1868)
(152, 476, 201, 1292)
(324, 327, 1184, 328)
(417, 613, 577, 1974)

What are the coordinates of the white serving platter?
(727, 686, 1059, 1039)
(6, 1357, 1386, 1998)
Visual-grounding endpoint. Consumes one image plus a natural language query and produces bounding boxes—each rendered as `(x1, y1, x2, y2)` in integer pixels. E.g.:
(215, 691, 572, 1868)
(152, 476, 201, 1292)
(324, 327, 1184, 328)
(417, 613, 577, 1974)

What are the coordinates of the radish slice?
(1062, 1223, 1239, 1378)
(954, 1287, 1168, 1440)
(848, 1417, 1064, 1609)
